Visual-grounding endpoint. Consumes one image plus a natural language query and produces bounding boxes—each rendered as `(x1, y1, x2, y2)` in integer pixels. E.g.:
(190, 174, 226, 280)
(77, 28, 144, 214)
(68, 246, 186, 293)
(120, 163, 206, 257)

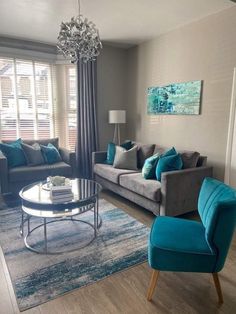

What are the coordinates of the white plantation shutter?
(0, 57, 54, 141)
(0, 58, 17, 140)
(66, 66, 77, 151)
(35, 63, 54, 139)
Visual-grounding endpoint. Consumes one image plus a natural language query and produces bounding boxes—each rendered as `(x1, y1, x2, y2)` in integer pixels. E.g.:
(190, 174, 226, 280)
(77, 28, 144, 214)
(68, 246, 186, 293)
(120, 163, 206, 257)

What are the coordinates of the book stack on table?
(50, 185, 73, 203)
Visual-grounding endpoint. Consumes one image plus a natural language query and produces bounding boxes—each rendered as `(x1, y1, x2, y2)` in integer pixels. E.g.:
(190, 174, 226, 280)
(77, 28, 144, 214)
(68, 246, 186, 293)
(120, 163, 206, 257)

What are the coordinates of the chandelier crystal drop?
(57, 0, 102, 63)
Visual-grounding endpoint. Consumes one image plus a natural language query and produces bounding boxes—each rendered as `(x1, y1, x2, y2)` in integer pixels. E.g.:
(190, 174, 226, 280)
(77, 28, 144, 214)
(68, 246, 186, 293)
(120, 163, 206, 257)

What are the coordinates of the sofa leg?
(147, 269, 159, 301)
(212, 273, 223, 304)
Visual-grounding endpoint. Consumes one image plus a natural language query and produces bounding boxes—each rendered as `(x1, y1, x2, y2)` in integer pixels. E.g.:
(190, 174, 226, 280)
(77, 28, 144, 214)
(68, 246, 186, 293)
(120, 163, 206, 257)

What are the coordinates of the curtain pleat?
(76, 59, 98, 179)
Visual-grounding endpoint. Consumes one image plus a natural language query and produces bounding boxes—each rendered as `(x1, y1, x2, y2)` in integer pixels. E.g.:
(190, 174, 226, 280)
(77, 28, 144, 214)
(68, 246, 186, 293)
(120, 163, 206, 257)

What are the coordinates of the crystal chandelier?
(57, 0, 102, 63)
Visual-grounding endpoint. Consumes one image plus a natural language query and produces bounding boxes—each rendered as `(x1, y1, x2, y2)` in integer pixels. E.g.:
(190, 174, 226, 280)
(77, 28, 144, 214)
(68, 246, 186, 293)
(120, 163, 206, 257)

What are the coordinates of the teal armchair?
(147, 177, 236, 304)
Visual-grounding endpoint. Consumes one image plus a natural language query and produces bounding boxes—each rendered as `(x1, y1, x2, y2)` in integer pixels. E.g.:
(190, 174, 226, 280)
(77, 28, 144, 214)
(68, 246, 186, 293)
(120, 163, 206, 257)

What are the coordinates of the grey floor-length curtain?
(76, 59, 98, 179)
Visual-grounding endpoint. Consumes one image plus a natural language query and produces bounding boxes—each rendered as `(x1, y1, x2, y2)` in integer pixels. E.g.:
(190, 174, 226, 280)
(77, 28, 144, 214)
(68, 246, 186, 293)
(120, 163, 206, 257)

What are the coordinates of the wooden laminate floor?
(0, 190, 235, 314)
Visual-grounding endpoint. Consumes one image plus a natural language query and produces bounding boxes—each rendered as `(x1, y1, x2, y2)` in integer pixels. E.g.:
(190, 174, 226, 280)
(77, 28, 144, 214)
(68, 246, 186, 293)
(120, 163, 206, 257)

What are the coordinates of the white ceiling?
(0, 0, 234, 48)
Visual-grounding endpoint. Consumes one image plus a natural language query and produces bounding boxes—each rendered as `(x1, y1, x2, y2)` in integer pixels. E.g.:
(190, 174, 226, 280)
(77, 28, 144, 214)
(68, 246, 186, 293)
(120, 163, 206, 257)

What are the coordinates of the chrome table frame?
(19, 180, 102, 255)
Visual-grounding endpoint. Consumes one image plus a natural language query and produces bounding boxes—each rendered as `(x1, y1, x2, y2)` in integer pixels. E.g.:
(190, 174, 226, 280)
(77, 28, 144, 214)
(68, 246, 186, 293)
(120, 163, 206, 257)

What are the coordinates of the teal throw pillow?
(40, 143, 62, 164)
(0, 138, 27, 168)
(156, 153, 183, 181)
(105, 141, 133, 165)
(106, 142, 116, 165)
(120, 140, 133, 150)
(142, 154, 160, 179)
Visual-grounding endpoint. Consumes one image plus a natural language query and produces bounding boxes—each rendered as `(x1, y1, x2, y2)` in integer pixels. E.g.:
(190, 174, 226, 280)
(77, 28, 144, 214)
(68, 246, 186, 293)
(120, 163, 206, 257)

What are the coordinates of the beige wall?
(126, 7, 236, 179)
(97, 45, 128, 150)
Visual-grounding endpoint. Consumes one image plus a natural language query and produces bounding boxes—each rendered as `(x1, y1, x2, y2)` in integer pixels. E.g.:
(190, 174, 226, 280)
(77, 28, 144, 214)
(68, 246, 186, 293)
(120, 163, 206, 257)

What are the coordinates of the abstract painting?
(147, 80, 202, 115)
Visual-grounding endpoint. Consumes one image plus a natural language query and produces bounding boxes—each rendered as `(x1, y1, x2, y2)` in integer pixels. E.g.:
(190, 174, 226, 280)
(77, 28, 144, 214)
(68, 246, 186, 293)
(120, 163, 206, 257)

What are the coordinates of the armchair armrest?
(59, 147, 76, 178)
(0, 151, 9, 193)
(160, 166, 213, 216)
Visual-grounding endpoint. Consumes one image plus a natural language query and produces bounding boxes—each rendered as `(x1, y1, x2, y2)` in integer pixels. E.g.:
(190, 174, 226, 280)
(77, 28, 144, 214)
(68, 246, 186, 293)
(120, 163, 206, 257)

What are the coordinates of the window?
(0, 57, 54, 141)
(66, 66, 77, 151)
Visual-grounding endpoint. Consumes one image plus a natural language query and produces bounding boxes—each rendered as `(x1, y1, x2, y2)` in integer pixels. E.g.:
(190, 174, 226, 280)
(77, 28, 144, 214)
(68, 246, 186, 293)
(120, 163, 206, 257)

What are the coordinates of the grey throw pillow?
(21, 142, 45, 166)
(113, 145, 138, 170)
(180, 151, 200, 169)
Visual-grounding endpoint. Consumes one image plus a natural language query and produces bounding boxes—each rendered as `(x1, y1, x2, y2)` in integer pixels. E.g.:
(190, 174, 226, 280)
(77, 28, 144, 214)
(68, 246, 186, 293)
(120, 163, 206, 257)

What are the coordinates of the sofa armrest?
(92, 151, 107, 165)
(92, 151, 107, 179)
(160, 166, 213, 216)
(59, 148, 76, 178)
(0, 151, 9, 193)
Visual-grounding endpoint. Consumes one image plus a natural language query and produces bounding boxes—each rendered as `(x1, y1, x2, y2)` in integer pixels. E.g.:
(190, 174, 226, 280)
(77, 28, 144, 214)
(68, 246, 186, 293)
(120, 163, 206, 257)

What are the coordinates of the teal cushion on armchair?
(148, 216, 216, 273)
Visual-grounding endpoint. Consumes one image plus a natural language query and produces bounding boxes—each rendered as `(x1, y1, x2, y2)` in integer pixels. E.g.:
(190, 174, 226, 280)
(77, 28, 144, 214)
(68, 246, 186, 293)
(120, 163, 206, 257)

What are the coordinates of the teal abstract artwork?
(147, 80, 202, 115)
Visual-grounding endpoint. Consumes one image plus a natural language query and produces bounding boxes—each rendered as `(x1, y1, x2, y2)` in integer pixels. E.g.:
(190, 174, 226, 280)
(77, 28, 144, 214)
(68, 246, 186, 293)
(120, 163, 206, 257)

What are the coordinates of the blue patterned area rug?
(0, 199, 149, 312)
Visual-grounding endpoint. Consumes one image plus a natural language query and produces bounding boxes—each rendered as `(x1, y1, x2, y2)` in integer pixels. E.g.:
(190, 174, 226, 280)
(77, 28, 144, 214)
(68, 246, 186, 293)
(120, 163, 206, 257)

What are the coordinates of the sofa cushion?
(148, 216, 216, 272)
(180, 151, 200, 169)
(153, 145, 165, 156)
(47, 162, 72, 177)
(94, 163, 139, 184)
(9, 162, 72, 182)
(135, 143, 155, 168)
(120, 173, 161, 202)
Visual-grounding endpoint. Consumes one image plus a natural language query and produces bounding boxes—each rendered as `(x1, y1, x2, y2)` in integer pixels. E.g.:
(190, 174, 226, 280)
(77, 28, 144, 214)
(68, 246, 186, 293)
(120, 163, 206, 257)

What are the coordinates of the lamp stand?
(113, 124, 121, 145)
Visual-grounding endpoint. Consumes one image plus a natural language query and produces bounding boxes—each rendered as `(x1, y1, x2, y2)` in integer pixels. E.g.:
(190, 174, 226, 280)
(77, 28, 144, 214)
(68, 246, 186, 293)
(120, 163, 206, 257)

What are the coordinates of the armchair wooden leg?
(147, 270, 160, 301)
(212, 273, 223, 304)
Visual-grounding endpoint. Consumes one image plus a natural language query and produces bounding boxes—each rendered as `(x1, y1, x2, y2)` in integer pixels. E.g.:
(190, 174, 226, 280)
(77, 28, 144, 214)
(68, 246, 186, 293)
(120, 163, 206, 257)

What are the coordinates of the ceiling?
(0, 0, 234, 48)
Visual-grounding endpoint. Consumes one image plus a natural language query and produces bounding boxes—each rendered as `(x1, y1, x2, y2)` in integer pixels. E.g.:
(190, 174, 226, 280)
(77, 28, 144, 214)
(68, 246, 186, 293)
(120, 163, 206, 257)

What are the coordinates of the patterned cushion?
(142, 154, 160, 179)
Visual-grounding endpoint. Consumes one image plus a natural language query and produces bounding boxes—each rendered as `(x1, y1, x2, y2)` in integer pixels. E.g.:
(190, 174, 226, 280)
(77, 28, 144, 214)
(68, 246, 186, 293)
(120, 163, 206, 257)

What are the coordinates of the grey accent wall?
(97, 45, 128, 150)
(126, 7, 236, 180)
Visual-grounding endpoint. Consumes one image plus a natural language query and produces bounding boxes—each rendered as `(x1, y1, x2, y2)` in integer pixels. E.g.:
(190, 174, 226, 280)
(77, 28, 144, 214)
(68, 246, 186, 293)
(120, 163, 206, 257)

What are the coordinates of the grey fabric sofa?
(0, 138, 76, 194)
(92, 143, 213, 216)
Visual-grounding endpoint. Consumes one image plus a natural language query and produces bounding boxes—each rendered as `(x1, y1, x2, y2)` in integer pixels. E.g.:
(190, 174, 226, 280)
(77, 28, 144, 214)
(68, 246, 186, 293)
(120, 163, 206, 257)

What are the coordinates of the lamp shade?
(109, 110, 126, 124)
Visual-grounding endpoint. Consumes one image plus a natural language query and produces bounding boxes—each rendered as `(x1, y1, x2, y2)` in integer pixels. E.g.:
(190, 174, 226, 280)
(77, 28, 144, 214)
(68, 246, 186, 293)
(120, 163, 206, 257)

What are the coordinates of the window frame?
(0, 56, 54, 141)
(65, 65, 77, 151)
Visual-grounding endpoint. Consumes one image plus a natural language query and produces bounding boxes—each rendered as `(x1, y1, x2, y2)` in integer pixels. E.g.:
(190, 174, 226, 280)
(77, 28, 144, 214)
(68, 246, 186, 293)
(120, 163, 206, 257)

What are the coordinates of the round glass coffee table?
(19, 178, 102, 254)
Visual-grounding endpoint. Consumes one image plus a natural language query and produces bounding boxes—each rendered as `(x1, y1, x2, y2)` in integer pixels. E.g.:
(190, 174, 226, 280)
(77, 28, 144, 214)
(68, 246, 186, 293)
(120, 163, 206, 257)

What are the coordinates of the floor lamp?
(109, 110, 126, 145)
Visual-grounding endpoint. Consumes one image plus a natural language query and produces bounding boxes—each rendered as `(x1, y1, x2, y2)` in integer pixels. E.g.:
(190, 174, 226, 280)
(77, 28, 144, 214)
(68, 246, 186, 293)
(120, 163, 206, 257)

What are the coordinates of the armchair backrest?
(198, 178, 236, 272)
